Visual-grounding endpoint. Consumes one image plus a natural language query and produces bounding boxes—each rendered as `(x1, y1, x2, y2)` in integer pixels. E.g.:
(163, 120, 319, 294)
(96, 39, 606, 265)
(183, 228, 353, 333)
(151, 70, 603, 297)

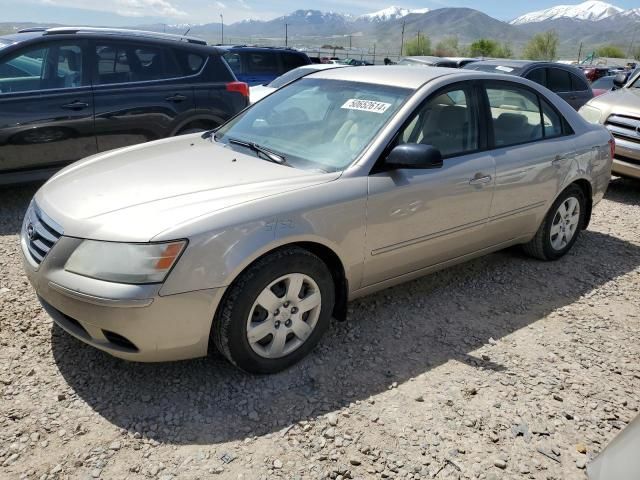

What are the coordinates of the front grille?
(605, 114, 640, 145)
(23, 204, 63, 265)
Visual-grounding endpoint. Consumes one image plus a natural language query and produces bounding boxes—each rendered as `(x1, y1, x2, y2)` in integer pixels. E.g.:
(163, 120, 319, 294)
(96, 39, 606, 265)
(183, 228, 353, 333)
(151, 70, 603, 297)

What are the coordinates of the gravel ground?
(1, 178, 639, 480)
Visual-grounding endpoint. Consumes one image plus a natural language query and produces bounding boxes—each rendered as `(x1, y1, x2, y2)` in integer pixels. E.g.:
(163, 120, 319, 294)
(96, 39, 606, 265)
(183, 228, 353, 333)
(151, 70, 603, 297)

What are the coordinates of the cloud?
(236, 0, 251, 9)
(216, 1, 226, 8)
(40, 0, 187, 18)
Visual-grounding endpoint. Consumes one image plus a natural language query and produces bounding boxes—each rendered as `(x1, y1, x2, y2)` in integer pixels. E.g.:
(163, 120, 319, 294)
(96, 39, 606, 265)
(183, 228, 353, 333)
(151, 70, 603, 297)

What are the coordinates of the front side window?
(0, 43, 83, 94)
(95, 43, 180, 85)
(547, 68, 572, 92)
(214, 78, 411, 171)
(526, 68, 546, 87)
(397, 87, 478, 158)
(246, 52, 278, 74)
(486, 86, 543, 147)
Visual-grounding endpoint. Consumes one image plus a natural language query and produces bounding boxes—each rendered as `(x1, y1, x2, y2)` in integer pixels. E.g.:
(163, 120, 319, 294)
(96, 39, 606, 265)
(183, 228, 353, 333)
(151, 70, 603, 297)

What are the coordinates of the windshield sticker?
(495, 66, 514, 73)
(341, 99, 392, 114)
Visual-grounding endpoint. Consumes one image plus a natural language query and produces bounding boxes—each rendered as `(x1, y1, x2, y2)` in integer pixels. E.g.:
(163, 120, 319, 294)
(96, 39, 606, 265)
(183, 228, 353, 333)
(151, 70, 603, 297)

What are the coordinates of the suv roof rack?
(42, 27, 208, 45)
(220, 44, 298, 51)
(18, 27, 49, 33)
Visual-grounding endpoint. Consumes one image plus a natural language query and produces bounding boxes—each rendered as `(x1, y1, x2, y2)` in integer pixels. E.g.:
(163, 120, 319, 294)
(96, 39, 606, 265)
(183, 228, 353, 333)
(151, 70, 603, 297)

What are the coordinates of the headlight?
(579, 105, 602, 124)
(65, 240, 186, 284)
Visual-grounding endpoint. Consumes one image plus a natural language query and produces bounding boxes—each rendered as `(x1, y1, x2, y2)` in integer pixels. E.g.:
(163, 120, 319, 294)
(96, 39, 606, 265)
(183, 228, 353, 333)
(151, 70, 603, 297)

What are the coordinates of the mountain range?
(1, 2, 638, 58)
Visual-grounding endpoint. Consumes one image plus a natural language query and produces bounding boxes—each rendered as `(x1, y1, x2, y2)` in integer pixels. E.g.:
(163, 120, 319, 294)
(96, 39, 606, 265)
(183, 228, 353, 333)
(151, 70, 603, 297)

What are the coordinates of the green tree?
(434, 36, 459, 57)
(404, 33, 431, 56)
(469, 39, 499, 58)
(523, 30, 559, 61)
(634, 47, 640, 61)
(494, 42, 513, 59)
(596, 45, 626, 58)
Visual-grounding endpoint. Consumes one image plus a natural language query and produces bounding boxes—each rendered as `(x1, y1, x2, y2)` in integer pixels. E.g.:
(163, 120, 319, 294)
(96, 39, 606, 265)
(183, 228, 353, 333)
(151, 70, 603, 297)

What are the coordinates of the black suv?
(0, 27, 249, 185)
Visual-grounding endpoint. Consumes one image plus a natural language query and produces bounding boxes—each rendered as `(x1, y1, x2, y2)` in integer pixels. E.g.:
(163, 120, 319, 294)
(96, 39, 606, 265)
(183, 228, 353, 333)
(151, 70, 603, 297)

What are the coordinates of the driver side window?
(398, 87, 478, 158)
(0, 43, 84, 94)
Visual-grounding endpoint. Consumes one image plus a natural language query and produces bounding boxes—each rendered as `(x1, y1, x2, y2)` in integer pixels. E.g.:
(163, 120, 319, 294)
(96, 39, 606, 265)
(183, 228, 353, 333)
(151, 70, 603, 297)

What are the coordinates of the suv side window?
(398, 87, 479, 158)
(223, 52, 242, 75)
(246, 52, 279, 75)
(547, 68, 572, 93)
(0, 43, 84, 94)
(570, 72, 589, 91)
(280, 52, 307, 72)
(95, 43, 181, 85)
(525, 68, 546, 87)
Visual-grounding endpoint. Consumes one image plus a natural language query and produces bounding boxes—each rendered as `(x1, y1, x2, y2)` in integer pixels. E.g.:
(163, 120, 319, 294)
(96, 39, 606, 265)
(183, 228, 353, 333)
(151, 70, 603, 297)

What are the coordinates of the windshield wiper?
(227, 138, 290, 166)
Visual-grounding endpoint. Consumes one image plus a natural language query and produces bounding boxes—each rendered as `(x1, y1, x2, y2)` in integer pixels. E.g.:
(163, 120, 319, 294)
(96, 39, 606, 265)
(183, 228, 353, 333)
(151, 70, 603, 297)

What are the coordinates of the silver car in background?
(22, 66, 613, 373)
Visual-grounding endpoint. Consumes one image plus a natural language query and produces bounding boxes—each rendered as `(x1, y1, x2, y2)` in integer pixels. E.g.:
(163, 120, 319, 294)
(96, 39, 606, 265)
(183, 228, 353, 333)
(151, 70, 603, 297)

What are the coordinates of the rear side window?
(486, 84, 569, 148)
(95, 43, 182, 85)
(223, 52, 242, 75)
(486, 86, 543, 147)
(525, 68, 545, 87)
(547, 68, 572, 93)
(245, 52, 279, 74)
(280, 52, 307, 72)
(172, 49, 205, 75)
(570, 72, 589, 91)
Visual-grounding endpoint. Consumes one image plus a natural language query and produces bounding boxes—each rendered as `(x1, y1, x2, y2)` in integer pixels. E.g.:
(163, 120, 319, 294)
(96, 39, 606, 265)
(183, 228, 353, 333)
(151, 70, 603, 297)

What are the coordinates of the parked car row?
(19, 60, 614, 372)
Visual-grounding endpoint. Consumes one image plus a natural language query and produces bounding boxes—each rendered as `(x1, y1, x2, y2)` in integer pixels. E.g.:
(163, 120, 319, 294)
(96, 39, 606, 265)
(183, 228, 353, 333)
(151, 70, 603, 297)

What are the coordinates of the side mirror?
(386, 144, 443, 170)
(613, 73, 627, 88)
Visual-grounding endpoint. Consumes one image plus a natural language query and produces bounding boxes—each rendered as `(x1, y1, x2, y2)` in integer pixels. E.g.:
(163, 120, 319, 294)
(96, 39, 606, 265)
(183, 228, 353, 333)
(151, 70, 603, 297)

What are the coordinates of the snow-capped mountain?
(357, 6, 430, 23)
(510, 1, 623, 25)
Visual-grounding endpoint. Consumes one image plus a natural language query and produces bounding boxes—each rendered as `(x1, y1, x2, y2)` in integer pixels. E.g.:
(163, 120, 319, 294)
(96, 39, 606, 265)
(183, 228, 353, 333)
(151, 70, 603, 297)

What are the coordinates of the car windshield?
(267, 67, 314, 88)
(592, 76, 614, 89)
(215, 78, 411, 172)
(464, 64, 523, 75)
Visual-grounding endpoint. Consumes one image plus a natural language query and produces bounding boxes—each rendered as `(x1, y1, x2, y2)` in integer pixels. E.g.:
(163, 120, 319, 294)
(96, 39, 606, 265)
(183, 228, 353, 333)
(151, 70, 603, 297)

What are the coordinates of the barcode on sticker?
(341, 99, 391, 114)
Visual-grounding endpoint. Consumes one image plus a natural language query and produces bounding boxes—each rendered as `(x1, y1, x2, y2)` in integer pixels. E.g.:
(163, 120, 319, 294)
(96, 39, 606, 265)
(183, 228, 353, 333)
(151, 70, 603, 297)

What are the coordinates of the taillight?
(609, 136, 615, 160)
(226, 81, 249, 98)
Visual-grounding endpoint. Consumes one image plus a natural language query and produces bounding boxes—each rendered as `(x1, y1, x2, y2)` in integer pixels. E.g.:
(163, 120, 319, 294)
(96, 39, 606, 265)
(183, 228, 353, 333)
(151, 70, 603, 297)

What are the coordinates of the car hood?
(36, 134, 340, 242)
(590, 87, 640, 115)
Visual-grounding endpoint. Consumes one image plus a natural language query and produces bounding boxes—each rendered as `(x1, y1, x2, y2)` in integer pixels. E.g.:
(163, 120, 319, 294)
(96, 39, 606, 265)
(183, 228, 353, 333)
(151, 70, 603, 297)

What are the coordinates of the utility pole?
(400, 20, 405, 57)
(373, 42, 376, 65)
(285, 23, 288, 47)
(577, 42, 583, 63)
(220, 14, 224, 44)
(349, 35, 352, 50)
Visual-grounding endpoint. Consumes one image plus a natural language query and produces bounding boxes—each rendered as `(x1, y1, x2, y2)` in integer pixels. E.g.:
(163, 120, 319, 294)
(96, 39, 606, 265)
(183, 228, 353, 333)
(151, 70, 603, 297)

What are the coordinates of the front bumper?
(22, 235, 225, 362)
(612, 157, 640, 180)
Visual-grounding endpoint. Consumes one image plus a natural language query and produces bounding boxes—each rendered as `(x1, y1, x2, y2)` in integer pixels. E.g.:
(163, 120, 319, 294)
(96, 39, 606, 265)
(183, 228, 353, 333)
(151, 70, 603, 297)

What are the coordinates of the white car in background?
(249, 63, 349, 103)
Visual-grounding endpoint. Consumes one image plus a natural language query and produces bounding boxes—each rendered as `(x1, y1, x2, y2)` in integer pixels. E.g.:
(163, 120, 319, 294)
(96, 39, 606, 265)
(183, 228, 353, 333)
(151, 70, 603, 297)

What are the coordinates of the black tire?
(523, 184, 586, 261)
(211, 247, 335, 374)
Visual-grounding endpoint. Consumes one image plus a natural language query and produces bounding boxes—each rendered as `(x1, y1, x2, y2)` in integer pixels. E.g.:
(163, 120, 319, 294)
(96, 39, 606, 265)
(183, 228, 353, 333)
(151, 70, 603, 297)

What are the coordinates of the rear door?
(91, 40, 195, 152)
(0, 40, 96, 175)
(482, 80, 576, 243)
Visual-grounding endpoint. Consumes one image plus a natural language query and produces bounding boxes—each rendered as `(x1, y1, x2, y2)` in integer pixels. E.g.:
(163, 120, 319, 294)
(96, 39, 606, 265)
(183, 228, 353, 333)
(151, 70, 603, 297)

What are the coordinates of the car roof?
(219, 45, 305, 54)
(307, 65, 463, 89)
(470, 59, 542, 68)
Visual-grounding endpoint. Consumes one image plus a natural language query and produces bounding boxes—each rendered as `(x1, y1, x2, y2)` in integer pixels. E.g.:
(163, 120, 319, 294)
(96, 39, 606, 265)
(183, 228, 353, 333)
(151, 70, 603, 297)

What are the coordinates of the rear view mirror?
(613, 73, 627, 88)
(386, 144, 443, 170)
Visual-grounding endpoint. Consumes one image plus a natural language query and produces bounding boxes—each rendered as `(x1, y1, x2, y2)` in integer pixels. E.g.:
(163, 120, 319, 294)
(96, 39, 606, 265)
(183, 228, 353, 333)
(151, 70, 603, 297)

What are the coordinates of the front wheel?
(211, 247, 335, 374)
(523, 184, 586, 261)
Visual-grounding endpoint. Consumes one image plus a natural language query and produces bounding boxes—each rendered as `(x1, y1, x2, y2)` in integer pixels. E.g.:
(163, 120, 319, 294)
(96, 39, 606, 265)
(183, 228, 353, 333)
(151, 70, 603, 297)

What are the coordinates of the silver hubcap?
(550, 196, 580, 251)
(246, 273, 322, 359)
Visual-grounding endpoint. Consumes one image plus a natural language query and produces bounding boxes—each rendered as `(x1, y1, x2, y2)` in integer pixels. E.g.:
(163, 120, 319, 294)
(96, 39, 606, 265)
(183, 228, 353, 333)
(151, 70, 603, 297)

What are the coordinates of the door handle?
(165, 94, 187, 103)
(61, 101, 89, 110)
(469, 174, 492, 185)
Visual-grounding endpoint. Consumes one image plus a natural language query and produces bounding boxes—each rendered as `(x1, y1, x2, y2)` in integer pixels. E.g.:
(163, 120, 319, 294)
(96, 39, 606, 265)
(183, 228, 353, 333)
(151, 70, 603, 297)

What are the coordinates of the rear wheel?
(211, 247, 335, 373)
(523, 184, 586, 261)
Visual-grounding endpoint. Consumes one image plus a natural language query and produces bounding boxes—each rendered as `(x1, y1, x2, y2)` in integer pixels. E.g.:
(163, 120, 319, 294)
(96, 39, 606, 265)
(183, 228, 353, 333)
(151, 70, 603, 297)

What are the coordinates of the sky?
(0, 0, 639, 26)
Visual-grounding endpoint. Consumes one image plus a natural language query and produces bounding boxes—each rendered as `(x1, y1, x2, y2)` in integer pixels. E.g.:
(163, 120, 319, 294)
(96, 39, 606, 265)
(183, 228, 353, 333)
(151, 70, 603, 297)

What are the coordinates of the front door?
(363, 84, 496, 287)
(0, 40, 96, 174)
